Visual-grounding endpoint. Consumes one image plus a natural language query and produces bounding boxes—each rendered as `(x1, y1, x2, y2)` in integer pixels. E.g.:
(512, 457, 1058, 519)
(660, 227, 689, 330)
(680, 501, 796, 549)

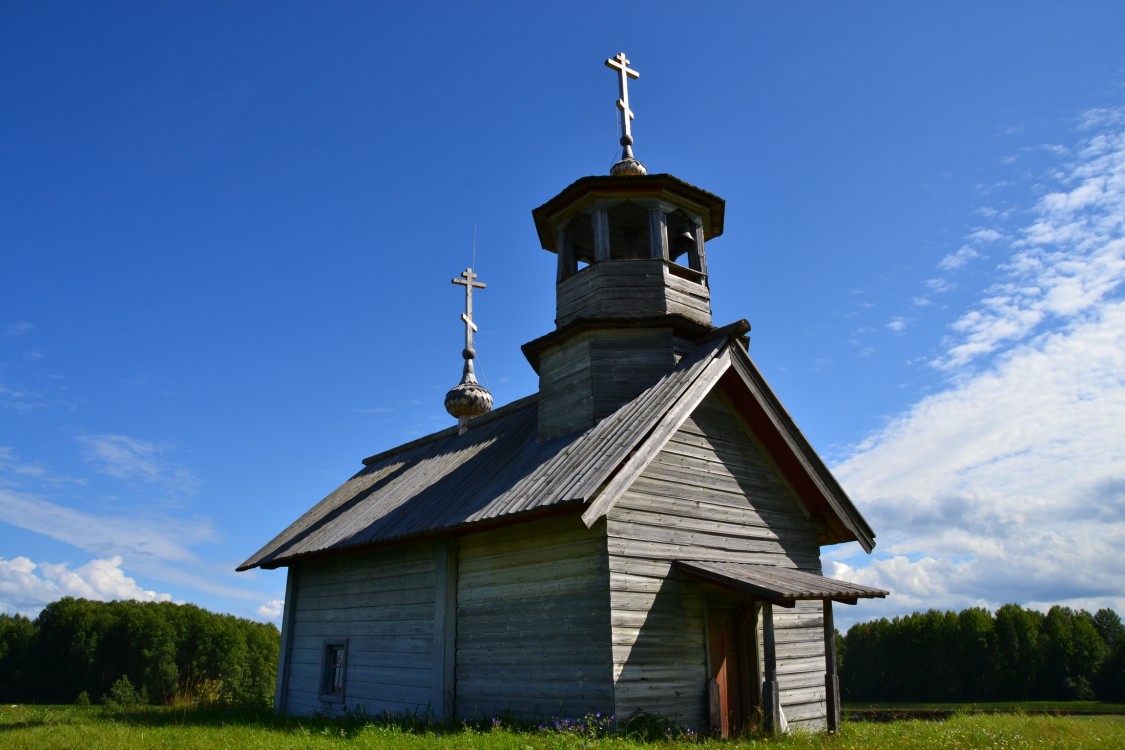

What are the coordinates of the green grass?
(844, 701, 1125, 720)
(0, 704, 1122, 749)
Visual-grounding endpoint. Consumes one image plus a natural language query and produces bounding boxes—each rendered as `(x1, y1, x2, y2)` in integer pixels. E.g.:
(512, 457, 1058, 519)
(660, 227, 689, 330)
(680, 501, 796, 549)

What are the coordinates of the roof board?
(677, 560, 889, 605)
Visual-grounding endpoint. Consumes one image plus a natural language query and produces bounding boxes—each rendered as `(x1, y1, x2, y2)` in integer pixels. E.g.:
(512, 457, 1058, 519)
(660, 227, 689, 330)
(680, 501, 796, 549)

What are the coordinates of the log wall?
(537, 327, 694, 440)
(281, 540, 440, 718)
(455, 514, 614, 721)
(555, 259, 711, 328)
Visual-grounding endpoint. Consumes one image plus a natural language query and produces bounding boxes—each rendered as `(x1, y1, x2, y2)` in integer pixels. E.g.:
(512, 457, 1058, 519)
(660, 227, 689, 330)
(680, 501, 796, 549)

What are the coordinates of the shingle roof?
(238, 336, 731, 571)
(238, 330, 877, 571)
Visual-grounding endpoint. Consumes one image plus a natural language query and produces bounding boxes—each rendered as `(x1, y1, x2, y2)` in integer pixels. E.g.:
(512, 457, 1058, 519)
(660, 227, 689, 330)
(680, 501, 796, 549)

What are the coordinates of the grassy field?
(1, 704, 1123, 749)
(844, 700, 1125, 721)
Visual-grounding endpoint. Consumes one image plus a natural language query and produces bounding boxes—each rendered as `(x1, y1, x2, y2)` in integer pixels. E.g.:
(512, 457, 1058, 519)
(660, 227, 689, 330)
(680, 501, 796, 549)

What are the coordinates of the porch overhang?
(676, 560, 888, 606)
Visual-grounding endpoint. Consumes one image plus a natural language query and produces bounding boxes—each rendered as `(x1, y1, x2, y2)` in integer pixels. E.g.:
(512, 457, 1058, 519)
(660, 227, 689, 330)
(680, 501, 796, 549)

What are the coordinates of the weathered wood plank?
(282, 540, 438, 717)
(290, 640, 432, 663)
(455, 515, 613, 722)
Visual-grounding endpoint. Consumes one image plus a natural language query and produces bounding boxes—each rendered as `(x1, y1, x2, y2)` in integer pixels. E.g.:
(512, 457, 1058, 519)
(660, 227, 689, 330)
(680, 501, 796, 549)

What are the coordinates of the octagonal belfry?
(533, 173, 725, 326)
(524, 174, 728, 441)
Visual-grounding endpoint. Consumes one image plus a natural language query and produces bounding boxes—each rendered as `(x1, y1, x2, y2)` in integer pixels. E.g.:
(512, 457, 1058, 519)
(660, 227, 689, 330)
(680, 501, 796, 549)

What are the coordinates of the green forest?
(1, 598, 1123, 709)
(0, 598, 279, 707)
(840, 604, 1125, 702)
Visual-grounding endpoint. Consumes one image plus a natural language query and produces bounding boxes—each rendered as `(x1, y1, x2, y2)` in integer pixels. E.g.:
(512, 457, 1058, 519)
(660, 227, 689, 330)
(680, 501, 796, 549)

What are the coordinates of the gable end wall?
(607, 391, 829, 731)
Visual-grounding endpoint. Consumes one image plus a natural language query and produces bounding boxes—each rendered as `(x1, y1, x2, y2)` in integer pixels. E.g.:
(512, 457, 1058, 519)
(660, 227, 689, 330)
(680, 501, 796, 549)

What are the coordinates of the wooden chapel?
(239, 52, 886, 736)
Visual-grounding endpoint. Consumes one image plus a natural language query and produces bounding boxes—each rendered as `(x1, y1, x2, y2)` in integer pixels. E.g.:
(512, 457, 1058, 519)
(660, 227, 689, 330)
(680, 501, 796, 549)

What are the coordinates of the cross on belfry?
(452, 267, 486, 353)
(605, 52, 639, 158)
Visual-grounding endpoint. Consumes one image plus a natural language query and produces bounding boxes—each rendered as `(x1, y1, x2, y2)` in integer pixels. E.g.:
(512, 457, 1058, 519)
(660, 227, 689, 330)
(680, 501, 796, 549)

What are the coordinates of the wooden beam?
(274, 565, 299, 715)
(649, 207, 669, 261)
(823, 600, 840, 732)
(761, 603, 779, 736)
(593, 209, 611, 262)
(432, 538, 458, 721)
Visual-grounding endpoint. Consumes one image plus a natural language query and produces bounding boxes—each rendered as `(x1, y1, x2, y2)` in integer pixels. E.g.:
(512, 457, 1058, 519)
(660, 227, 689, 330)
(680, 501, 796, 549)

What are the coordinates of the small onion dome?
(610, 134, 646, 176)
(444, 379, 493, 420)
(444, 348, 493, 429)
(610, 156, 647, 176)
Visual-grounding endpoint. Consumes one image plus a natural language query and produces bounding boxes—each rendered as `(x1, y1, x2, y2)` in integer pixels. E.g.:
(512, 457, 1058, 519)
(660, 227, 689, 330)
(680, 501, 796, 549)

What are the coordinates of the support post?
(648, 207, 668, 261)
(593, 208, 611, 262)
(761, 602, 779, 736)
(556, 228, 573, 283)
(433, 538, 458, 721)
(823, 600, 841, 731)
(688, 217, 707, 285)
(274, 565, 299, 715)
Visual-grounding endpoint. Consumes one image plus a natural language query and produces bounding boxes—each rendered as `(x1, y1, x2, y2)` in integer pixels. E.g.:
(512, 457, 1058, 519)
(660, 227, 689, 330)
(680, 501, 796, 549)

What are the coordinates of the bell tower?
(524, 53, 727, 441)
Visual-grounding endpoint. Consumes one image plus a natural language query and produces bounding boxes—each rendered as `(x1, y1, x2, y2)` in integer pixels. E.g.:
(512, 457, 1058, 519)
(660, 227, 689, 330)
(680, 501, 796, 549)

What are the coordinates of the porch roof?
(676, 560, 889, 606)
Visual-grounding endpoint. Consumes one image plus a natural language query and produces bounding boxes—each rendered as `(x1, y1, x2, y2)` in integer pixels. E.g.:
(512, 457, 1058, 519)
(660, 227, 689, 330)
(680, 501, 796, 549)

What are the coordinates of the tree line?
(0, 597, 279, 707)
(840, 604, 1125, 702)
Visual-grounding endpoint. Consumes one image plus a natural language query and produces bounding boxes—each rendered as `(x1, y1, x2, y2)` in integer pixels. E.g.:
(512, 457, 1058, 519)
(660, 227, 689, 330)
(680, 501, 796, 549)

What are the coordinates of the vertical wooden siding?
(607, 391, 828, 731)
(455, 514, 614, 721)
(283, 540, 438, 717)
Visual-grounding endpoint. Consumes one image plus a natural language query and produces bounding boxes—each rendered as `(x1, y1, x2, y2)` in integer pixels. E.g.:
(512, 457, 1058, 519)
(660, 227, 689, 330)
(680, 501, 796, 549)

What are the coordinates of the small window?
(321, 640, 347, 700)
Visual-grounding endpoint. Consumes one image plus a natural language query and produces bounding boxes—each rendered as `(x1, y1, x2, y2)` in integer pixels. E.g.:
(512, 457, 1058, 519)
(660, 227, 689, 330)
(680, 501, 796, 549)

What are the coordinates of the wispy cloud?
(78, 434, 200, 496)
(938, 245, 983, 271)
(0, 446, 48, 484)
(925, 277, 955, 295)
(934, 119, 1125, 371)
(833, 103, 1125, 626)
(967, 228, 1004, 244)
(0, 487, 215, 564)
(0, 323, 66, 412)
(885, 317, 908, 333)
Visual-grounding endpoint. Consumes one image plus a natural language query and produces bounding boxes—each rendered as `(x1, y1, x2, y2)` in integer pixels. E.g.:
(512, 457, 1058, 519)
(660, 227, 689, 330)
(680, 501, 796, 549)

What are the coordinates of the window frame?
(319, 639, 348, 702)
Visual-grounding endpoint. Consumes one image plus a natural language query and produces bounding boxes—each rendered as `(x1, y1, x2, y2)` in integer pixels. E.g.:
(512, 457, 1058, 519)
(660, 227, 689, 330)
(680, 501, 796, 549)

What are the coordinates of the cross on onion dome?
(445, 267, 492, 433)
(605, 52, 646, 176)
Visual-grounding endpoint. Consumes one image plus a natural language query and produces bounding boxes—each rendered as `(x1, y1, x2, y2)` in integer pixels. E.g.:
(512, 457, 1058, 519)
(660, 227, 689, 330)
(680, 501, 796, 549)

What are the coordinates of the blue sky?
(2, 2, 1123, 630)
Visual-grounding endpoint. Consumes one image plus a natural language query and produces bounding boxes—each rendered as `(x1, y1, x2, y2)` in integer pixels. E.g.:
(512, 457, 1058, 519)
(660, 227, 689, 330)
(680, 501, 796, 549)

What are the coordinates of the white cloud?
(4, 322, 33, 337)
(885, 317, 907, 333)
(257, 598, 284, 621)
(1078, 107, 1125, 131)
(832, 105, 1125, 627)
(967, 228, 1003, 244)
(0, 555, 173, 617)
(933, 117, 1125, 371)
(938, 245, 983, 271)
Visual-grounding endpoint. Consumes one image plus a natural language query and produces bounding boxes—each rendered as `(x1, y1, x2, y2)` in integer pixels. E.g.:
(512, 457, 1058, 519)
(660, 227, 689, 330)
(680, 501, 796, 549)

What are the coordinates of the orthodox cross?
(451, 267, 486, 353)
(605, 52, 640, 158)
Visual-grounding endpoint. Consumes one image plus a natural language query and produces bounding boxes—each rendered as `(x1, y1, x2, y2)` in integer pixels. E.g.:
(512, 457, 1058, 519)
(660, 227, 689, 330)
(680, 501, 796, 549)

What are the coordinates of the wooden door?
(707, 607, 751, 737)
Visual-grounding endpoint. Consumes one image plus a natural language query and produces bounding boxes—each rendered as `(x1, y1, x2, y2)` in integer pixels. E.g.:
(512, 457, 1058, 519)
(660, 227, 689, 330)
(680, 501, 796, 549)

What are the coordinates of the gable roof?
(238, 327, 875, 571)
